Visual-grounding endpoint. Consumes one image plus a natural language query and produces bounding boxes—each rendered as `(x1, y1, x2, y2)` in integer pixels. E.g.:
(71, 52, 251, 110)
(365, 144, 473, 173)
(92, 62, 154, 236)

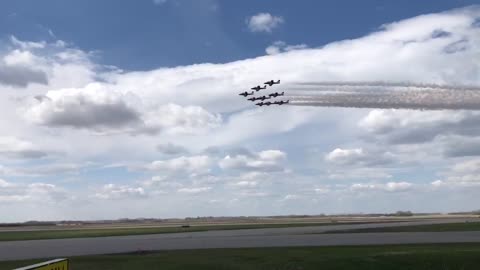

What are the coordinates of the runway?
(1, 219, 479, 261)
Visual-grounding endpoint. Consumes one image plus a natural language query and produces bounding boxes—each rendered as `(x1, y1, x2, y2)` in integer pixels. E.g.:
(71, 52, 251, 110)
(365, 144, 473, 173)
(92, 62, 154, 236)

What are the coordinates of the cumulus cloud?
(350, 181, 413, 192)
(325, 148, 394, 166)
(219, 150, 286, 172)
(1, 7, 480, 219)
(94, 184, 146, 200)
(0, 137, 47, 159)
(431, 159, 480, 188)
(0, 179, 67, 203)
(327, 168, 393, 180)
(146, 155, 212, 175)
(25, 84, 141, 131)
(282, 194, 301, 201)
(25, 85, 222, 135)
(177, 186, 211, 194)
(246, 13, 284, 32)
(141, 103, 222, 135)
(452, 159, 480, 174)
(232, 180, 258, 188)
(266, 41, 308, 55)
(0, 43, 48, 87)
(0, 64, 48, 87)
(359, 110, 480, 145)
(0, 163, 83, 177)
(314, 187, 330, 194)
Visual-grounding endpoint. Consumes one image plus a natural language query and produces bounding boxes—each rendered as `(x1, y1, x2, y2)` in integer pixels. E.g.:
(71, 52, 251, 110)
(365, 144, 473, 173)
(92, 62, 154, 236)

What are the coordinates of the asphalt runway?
(1, 218, 479, 261)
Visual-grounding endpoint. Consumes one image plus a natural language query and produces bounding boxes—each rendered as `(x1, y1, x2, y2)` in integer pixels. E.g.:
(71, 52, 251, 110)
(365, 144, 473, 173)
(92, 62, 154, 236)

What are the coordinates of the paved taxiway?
(1, 218, 479, 261)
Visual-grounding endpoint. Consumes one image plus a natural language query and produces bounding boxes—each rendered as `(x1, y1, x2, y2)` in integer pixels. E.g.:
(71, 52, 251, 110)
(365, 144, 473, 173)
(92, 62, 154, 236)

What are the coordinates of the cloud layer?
(1, 6, 480, 221)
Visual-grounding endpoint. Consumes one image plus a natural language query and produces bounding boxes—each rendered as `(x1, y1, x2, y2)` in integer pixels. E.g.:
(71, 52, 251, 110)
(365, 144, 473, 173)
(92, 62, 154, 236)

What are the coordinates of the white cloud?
(238, 171, 269, 181)
(4, 49, 40, 66)
(232, 180, 258, 188)
(24, 85, 222, 135)
(94, 184, 146, 200)
(314, 188, 330, 194)
(350, 181, 413, 192)
(0, 55, 48, 87)
(0, 7, 480, 220)
(246, 13, 284, 33)
(0, 163, 83, 177)
(326, 148, 364, 164)
(434, 159, 480, 187)
(325, 148, 394, 166)
(451, 159, 480, 174)
(238, 191, 269, 197)
(327, 168, 393, 180)
(141, 103, 222, 135)
(25, 84, 141, 131)
(177, 186, 211, 194)
(0, 179, 67, 203)
(0, 136, 47, 159)
(0, 179, 13, 188)
(266, 41, 308, 55)
(219, 150, 286, 172)
(357, 110, 480, 169)
(10, 36, 46, 50)
(282, 194, 300, 201)
(147, 155, 212, 175)
(1, 36, 93, 90)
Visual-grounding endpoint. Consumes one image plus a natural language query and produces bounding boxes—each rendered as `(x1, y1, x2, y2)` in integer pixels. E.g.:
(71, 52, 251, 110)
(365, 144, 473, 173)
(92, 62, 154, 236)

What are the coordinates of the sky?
(0, 0, 479, 222)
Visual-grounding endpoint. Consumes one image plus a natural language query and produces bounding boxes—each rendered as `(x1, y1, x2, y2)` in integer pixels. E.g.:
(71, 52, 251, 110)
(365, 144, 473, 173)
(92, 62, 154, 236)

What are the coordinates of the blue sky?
(1, 0, 478, 69)
(0, 1, 479, 222)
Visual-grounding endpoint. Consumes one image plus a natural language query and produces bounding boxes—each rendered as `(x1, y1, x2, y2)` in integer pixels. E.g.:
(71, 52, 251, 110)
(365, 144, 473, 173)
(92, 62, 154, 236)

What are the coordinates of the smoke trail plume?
(285, 82, 480, 110)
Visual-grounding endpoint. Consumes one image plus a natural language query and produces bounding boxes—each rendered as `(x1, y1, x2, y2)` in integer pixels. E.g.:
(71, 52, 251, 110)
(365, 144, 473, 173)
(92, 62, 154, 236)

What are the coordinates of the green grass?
(0, 222, 367, 242)
(2, 244, 480, 270)
(325, 222, 480, 234)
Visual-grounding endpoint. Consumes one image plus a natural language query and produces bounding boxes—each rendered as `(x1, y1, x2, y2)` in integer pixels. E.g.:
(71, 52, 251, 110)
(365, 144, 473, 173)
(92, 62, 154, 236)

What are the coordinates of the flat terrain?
(327, 222, 480, 234)
(1, 219, 480, 261)
(0, 222, 361, 242)
(2, 215, 475, 232)
(2, 244, 480, 270)
(1, 217, 478, 242)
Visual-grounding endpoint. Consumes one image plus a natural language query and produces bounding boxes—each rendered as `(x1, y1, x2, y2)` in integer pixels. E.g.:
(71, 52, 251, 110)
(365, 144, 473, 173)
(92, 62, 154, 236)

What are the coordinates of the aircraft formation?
(238, 80, 289, 107)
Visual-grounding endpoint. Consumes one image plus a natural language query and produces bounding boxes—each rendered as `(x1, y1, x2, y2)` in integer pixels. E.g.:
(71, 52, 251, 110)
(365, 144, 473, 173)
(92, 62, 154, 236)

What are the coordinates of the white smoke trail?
(285, 82, 480, 110)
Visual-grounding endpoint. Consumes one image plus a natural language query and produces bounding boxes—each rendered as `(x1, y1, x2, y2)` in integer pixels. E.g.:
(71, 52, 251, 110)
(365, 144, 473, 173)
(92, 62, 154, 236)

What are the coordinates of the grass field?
(325, 222, 480, 234)
(2, 244, 480, 270)
(0, 222, 367, 242)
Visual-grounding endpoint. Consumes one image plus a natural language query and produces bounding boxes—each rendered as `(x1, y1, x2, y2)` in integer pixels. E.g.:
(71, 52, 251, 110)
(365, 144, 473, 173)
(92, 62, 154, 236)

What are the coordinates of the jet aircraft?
(255, 95, 270, 101)
(273, 100, 290, 105)
(238, 91, 254, 97)
(251, 85, 267, 91)
(255, 102, 265, 106)
(264, 80, 280, 86)
(269, 92, 284, 98)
